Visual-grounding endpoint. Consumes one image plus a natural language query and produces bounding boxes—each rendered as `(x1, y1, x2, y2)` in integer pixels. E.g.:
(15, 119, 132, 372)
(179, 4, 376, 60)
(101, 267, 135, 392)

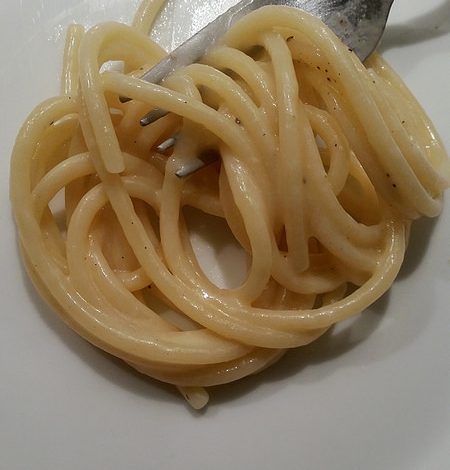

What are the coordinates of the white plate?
(1, 1, 449, 469)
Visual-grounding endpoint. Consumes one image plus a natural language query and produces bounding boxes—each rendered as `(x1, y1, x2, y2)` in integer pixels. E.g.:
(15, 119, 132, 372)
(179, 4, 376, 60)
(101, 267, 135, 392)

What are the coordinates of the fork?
(136, 0, 395, 176)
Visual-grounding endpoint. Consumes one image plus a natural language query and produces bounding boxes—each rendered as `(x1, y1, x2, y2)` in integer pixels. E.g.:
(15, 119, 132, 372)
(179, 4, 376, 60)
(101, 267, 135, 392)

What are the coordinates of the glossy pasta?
(10, 0, 450, 409)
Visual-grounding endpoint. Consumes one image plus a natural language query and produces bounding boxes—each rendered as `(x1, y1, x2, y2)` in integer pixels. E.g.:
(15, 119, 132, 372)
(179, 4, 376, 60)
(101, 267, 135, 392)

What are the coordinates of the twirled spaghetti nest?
(10, 2, 449, 408)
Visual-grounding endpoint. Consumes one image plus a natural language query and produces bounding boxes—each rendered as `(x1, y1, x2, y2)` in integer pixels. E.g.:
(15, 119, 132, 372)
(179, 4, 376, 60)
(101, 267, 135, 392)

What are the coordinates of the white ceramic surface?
(1, 1, 449, 469)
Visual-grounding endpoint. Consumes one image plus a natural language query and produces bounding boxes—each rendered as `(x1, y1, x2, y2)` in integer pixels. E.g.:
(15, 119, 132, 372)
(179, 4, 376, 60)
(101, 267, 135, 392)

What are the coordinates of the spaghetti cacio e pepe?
(10, 0, 450, 409)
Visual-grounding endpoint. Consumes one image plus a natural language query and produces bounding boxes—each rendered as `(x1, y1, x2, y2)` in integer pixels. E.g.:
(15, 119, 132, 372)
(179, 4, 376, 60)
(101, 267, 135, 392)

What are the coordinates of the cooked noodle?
(10, 0, 450, 409)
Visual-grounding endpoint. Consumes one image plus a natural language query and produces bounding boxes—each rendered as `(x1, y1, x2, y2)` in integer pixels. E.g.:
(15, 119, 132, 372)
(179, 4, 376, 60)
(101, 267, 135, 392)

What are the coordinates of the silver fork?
(136, 0, 395, 176)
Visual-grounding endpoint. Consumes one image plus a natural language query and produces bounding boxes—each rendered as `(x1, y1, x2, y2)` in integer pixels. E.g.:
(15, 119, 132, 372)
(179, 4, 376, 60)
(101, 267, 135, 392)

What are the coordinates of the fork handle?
(139, 0, 394, 85)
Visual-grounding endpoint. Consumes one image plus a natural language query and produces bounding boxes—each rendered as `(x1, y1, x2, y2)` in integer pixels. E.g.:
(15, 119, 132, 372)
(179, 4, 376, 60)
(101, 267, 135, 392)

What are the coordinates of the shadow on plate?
(397, 215, 438, 280)
(380, 0, 450, 53)
(209, 293, 390, 408)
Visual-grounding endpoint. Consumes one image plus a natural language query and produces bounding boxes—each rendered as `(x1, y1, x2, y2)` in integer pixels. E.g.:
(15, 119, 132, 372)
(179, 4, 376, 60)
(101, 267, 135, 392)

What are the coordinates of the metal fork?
(136, 0, 395, 176)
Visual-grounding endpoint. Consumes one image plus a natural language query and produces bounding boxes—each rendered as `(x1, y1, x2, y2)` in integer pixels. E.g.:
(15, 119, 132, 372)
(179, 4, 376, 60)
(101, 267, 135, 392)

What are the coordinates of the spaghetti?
(10, 0, 450, 409)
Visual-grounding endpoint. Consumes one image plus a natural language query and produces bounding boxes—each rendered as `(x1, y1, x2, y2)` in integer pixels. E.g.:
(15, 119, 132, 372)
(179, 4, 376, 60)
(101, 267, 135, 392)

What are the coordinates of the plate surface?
(1, 1, 449, 469)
